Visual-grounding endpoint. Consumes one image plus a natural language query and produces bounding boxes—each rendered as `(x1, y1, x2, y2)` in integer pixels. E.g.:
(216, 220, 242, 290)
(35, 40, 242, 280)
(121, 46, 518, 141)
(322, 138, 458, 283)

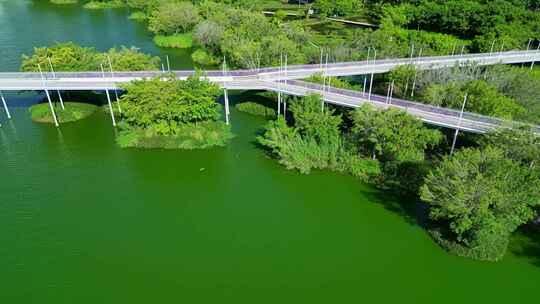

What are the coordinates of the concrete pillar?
(105, 90, 117, 127)
(224, 88, 230, 125)
(1, 91, 11, 119)
(45, 89, 59, 127)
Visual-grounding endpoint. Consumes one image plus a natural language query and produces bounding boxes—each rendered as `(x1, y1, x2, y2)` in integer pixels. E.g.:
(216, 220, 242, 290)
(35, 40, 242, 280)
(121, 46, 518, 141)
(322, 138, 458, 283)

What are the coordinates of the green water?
(1, 1, 540, 303)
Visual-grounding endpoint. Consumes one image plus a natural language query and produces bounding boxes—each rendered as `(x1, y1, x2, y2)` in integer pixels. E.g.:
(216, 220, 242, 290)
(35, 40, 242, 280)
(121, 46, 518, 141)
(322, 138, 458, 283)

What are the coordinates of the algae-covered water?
(1, 1, 539, 303)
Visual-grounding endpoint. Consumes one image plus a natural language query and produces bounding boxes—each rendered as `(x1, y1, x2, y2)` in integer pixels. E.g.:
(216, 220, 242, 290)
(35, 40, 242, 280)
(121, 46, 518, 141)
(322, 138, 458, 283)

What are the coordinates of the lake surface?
(1, 1, 539, 303)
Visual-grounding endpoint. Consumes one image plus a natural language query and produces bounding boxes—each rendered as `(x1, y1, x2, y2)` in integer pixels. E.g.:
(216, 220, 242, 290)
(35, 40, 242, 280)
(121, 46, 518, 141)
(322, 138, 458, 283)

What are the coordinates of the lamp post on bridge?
(47, 57, 65, 110)
(522, 39, 532, 68)
(531, 41, 540, 70)
(38, 63, 59, 127)
(368, 48, 376, 102)
(321, 52, 329, 112)
(410, 48, 422, 97)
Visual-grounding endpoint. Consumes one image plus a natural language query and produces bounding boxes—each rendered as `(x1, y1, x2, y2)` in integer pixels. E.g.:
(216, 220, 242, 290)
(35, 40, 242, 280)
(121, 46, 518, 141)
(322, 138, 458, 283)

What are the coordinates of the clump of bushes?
(235, 102, 276, 118)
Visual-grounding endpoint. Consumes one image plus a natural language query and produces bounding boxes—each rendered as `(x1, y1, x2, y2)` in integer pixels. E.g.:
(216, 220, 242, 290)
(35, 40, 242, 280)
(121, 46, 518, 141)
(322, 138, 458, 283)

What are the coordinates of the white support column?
(389, 80, 394, 105)
(278, 53, 283, 116)
(410, 48, 422, 97)
(105, 89, 117, 127)
(101, 63, 116, 127)
(523, 39, 532, 68)
(57, 90, 65, 110)
(385, 82, 391, 103)
(224, 88, 230, 125)
(45, 89, 59, 127)
(1, 91, 11, 119)
(283, 99, 287, 120)
(166, 55, 171, 72)
(39, 63, 59, 127)
(450, 94, 468, 156)
(107, 56, 122, 113)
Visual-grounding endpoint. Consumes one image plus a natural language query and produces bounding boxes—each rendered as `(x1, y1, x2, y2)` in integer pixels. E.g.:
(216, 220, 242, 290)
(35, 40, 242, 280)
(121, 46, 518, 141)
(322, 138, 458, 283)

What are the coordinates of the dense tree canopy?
(351, 104, 442, 162)
(148, 1, 200, 35)
(120, 75, 221, 135)
(421, 147, 540, 260)
(21, 42, 160, 72)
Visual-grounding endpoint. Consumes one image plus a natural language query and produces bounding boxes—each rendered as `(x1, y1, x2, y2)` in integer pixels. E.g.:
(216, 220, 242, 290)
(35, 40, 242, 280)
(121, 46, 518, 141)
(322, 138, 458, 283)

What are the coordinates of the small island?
(29, 102, 98, 124)
(116, 74, 233, 150)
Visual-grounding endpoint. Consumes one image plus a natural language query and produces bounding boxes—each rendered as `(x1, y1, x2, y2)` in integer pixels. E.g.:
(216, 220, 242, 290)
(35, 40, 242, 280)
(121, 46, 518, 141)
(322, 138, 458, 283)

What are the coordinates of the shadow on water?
(510, 224, 540, 267)
(362, 187, 427, 227)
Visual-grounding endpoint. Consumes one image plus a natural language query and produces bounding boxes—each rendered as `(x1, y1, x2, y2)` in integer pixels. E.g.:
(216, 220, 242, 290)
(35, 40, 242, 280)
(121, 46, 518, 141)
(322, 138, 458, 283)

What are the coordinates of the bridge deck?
(0, 50, 539, 133)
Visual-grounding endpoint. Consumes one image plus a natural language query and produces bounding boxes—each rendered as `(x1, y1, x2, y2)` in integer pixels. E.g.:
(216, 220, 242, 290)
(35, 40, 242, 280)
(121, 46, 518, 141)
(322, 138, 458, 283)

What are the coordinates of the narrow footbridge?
(0, 50, 539, 132)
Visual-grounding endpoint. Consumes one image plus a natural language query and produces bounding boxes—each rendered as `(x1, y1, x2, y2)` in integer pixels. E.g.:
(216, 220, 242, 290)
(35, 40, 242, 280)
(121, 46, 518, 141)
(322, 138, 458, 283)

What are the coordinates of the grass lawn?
(153, 33, 193, 48)
(29, 102, 98, 124)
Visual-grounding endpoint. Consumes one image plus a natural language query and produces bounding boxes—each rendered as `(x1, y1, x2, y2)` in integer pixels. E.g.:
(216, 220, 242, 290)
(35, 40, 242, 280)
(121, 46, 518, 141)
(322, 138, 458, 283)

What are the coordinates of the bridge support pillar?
(45, 89, 59, 127)
(277, 91, 281, 116)
(57, 90, 65, 110)
(114, 90, 122, 113)
(224, 88, 230, 125)
(1, 91, 11, 119)
(105, 90, 117, 127)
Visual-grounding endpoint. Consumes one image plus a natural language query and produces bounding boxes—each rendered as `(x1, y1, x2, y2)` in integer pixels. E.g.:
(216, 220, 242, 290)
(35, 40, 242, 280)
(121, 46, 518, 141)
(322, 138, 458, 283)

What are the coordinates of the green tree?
(289, 94, 342, 145)
(120, 74, 221, 135)
(420, 80, 524, 119)
(482, 126, 540, 171)
(421, 147, 540, 261)
(21, 42, 100, 72)
(98, 46, 161, 71)
(148, 1, 201, 35)
(21, 42, 160, 72)
(351, 104, 442, 162)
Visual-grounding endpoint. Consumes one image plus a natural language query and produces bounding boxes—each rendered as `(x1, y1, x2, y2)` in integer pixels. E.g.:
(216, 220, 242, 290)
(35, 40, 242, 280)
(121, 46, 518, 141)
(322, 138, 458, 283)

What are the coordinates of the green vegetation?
(235, 102, 275, 118)
(29, 102, 98, 124)
(387, 64, 540, 123)
(421, 147, 540, 261)
(116, 120, 233, 149)
(148, 1, 200, 35)
(21, 42, 160, 72)
(153, 33, 193, 49)
(306, 73, 359, 90)
(83, 1, 125, 9)
(50, 0, 78, 4)
(314, 0, 364, 17)
(258, 94, 380, 179)
(117, 74, 233, 149)
(191, 49, 219, 66)
(128, 11, 147, 21)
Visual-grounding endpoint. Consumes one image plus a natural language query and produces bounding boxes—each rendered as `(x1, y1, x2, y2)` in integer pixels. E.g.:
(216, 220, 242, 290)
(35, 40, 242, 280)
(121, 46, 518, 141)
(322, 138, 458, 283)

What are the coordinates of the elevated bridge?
(0, 50, 539, 132)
